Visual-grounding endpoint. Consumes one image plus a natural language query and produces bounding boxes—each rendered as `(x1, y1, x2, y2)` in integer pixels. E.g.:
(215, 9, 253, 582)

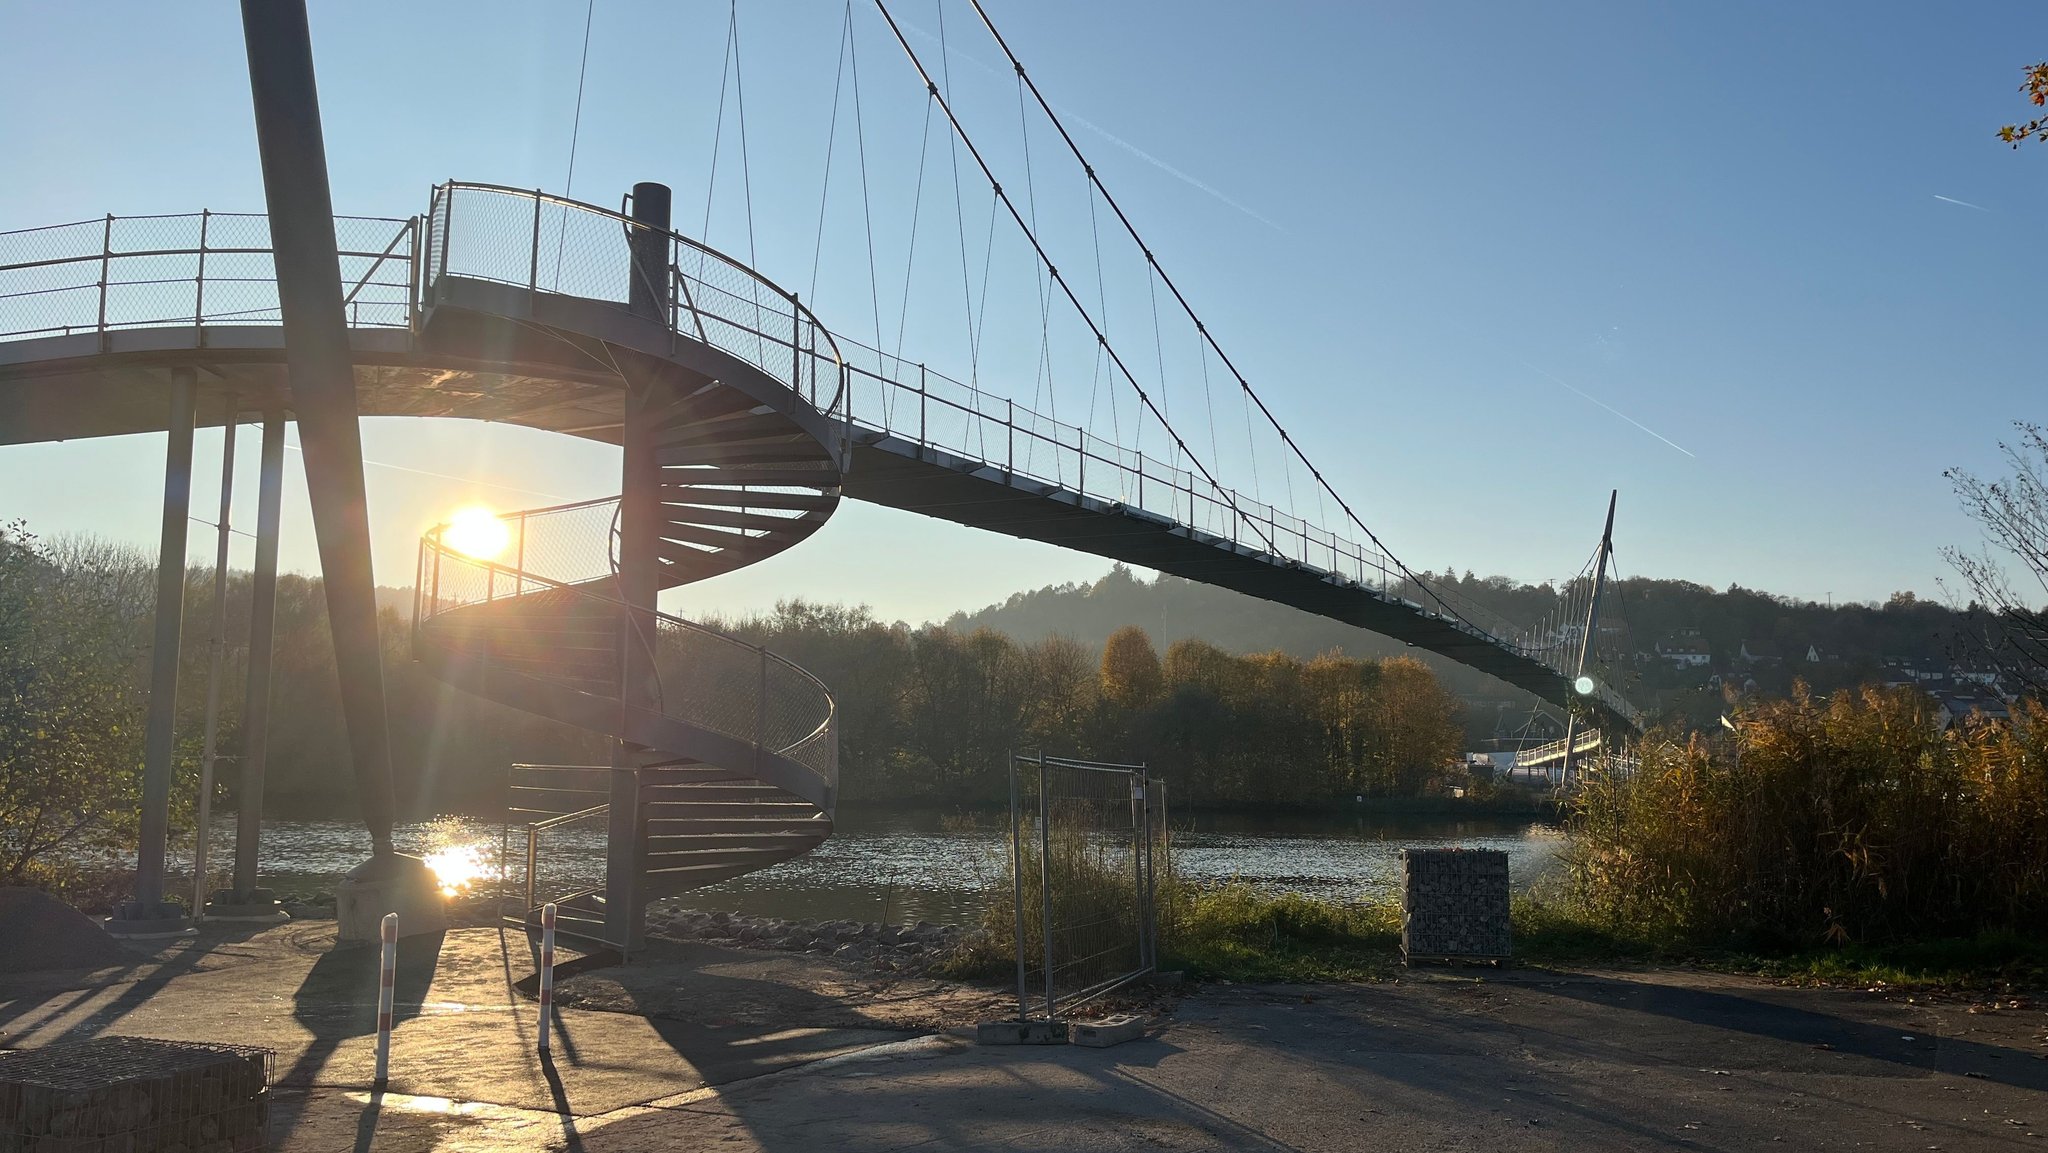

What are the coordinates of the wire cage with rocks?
(0, 1036, 273, 1153)
(1400, 847, 1512, 963)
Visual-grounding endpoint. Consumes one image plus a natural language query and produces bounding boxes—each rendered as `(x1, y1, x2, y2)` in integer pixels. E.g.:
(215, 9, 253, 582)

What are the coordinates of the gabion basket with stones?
(0, 1036, 272, 1153)
(1401, 848, 1512, 962)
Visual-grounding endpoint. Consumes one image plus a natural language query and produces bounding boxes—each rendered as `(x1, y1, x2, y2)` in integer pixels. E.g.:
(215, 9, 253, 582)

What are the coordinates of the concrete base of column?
(335, 853, 447, 942)
(105, 901, 194, 939)
(205, 887, 292, 924)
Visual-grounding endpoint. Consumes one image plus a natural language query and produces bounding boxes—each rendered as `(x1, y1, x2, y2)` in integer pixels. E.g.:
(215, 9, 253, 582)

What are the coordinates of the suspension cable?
(961, 0, 1476, 621)
(550, 0, 597, 287)
(937, 4, 981, 386)
(873, 0, 1279, 555)
(847, 4, 886, 353)
(806, 4, 852, 301)
(728, 0, 760, 268)
(892, 96, 933, 362)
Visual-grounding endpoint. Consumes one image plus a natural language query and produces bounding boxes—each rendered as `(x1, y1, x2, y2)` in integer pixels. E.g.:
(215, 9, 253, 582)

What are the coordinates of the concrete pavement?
(5, 922, 2047, 1150)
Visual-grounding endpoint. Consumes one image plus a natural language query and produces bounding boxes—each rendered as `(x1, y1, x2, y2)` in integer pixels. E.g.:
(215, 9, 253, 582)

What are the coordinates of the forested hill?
(950, 566, 1989, 731)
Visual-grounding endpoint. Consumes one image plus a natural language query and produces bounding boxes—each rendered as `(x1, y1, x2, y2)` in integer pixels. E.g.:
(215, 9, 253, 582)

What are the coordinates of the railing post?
(529, 189, 542, 293)
(1008, 400, 1015, 475)
(194, 209, 209, 338)
(97, 214, 112, 347)
(525, 826, 538, 912)
(789, 292, 803, 391)
(919, 363, 927, 445)
(407, 216, 423, 333)
(756, 649, 769, 759)
(437, 183, 454, 296)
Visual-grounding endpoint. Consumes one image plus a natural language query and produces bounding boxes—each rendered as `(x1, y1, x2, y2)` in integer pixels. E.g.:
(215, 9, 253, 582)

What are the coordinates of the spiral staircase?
(408, 183, 850, 949)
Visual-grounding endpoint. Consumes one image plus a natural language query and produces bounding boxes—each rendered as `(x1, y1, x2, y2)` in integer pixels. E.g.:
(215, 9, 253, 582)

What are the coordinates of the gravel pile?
(647, 908, 969, 975)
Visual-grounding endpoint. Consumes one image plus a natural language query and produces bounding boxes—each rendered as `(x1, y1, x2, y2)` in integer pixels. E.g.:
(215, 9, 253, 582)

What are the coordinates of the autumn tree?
(1945, 423, 2048, 694)
(1999, 62, 2048, 146)
(1098, 626, 1164, 710)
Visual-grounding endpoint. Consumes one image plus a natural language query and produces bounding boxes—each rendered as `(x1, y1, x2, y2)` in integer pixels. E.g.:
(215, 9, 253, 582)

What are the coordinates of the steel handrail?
(430, 181, 850, 423)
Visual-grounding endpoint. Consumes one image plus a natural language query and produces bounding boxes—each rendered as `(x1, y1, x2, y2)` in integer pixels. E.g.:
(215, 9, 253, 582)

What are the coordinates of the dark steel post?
(232, 410, 286, 900)
(240, 0, 397, 855)
(1038, 750, 1055, 1020)
(192, 416, 238, 921)
(130, 369, 198, 922)
(1009, 750, 1027, 1022)
(606, 182, 673, 950)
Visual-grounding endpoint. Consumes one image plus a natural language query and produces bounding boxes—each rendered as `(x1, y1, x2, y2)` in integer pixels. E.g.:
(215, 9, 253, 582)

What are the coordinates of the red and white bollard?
(374, 911, 397, 1089)
(536, 902, 557, 1056)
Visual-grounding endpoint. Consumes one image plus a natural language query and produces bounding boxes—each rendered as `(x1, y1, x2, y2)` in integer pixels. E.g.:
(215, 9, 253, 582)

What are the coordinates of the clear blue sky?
(3, 1, 2043, 623)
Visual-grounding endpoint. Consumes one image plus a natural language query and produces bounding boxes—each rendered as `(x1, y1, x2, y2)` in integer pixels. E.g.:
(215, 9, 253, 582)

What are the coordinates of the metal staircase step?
(657, 487, 834, 511)
(653, 442, 828, 467)
(644, 816, 833, 835)
(658, 466, 839, 488)
(646, 831, 829, 854)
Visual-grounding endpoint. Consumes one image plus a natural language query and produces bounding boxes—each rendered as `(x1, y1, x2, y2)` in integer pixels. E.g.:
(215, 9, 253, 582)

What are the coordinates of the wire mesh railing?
(1009, 752, 1161, 1022)
(421, 181, 849, 432)
(415, 500, 838, 804)
(0, 211, 416, 341)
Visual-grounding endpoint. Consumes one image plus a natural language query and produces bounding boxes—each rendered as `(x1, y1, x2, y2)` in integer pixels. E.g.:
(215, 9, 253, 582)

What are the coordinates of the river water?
(186, 808, 1565, 927)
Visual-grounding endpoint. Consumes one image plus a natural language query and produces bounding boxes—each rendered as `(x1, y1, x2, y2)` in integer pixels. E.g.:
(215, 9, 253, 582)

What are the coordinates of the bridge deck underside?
(844, 432, 1612, 720)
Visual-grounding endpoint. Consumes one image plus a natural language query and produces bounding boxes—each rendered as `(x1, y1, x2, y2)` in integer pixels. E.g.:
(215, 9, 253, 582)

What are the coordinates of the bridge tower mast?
(1560, 490, 1618, 786)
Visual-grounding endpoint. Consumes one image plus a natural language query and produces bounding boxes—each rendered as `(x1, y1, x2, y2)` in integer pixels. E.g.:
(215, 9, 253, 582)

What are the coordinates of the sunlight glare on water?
(422, 843, 493, 897)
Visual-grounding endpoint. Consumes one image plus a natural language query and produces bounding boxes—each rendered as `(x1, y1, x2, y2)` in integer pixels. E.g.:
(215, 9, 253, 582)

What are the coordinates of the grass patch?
(1162, 885, 1402, 983)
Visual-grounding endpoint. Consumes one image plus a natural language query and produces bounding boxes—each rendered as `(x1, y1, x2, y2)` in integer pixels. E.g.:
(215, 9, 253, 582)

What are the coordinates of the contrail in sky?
(895, 17, 1286, 233)
(1933, 194, 1990, 211)
(1533, 367, 1697, 459)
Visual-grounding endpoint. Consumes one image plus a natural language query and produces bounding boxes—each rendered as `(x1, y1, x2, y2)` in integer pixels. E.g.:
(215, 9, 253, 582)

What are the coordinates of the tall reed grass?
(1566, 685, 2048, 946)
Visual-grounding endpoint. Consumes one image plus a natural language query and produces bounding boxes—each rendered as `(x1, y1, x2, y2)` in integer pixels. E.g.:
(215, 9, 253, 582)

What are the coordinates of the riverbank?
(1122, 884, 2048, 993)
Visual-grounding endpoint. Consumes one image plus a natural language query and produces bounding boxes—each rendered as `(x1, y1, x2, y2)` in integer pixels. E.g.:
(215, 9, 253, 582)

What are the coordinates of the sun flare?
(444, 505, 511, 560)
(422, 843, 492, 897)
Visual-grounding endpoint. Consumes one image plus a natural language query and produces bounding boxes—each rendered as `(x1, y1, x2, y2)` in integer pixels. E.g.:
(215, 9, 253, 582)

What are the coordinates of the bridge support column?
(112, 369, 198, 936)
(242, 0, 438, 940)
(606, 181, 673, 952)
(214, 408, 288, 921)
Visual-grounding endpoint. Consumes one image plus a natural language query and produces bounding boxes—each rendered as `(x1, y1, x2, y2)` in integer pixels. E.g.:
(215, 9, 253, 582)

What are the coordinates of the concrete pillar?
(119, 369, 198, 931)
(604, 182, 672, 950)
(222, 409, 286, 916)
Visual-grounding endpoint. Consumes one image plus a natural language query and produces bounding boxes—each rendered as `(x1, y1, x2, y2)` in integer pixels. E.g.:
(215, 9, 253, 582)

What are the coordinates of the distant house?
(1655, 632, 1712, 668)
(1803, 644, 1827, 664)
(1935, 688, 2012, 731)
(1954, 664, 2001, 688)
(1738, 639, 1780, 665)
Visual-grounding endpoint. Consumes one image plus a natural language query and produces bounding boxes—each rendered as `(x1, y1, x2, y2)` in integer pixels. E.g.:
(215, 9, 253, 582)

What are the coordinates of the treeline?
(956, 565, 2006, 737)
(719, 604, 1466, 807)
(0, 529, 1469, 865)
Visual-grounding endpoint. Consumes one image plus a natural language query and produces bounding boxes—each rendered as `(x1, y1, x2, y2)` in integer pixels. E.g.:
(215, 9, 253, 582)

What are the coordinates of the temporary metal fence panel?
(1009, 751, 1160, 1022)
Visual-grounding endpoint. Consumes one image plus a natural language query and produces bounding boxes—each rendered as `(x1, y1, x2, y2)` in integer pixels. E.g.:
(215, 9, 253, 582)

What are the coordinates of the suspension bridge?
(0, 1, 1638, 944)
